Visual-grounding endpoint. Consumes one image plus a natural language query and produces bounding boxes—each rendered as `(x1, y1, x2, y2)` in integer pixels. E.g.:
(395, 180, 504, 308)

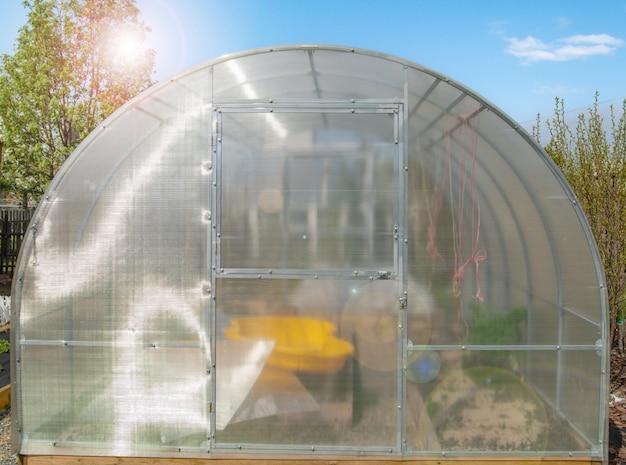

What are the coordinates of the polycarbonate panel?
(559, 348, 603, 443)
(19, 343, 208, 454)
(214, 278, 401, 448)
(12, 45, 607, 462)
(15, 68, 213, 455)
(406, 349, 598, 453)
(213, 48, 405, 102)
(218, 109, 398, 272)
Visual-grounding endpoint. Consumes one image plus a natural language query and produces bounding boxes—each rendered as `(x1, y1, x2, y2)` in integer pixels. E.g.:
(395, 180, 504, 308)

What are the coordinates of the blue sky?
(1, 0, 625, 131)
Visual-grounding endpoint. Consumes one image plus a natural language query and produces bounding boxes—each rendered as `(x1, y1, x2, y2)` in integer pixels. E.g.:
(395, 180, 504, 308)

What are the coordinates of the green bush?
(0, 339, 9, 372)
(464, 302, 526, 371)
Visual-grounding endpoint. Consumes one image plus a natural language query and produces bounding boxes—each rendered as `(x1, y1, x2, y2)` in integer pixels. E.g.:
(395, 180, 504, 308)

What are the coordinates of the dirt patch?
(0, 275, 11, 298)
(610, 350, 626, 464)
(423, 366, 549, 451)
(0, 329, 8, 389)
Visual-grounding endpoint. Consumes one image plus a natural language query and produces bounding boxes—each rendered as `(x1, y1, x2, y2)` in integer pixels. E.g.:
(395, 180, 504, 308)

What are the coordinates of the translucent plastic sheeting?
(215, 339, 276, 430)
(11, 45, 607, 461)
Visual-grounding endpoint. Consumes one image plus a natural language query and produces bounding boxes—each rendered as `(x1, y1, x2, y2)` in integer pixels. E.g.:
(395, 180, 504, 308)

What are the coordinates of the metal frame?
(10, 45, 608, 463)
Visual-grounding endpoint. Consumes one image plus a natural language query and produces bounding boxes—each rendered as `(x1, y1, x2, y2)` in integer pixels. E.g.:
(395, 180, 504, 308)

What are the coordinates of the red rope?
(426, 122, 451, 263)
(451, 115, 486, 301)
(452, 249, 487, 300)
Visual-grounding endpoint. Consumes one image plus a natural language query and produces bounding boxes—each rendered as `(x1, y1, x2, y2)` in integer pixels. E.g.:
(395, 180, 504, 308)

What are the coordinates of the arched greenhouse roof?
(12, 45, 608, 463)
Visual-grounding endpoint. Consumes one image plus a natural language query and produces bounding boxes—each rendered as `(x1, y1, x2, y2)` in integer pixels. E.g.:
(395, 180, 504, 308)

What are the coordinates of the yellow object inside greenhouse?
(223, 316, 354, 373)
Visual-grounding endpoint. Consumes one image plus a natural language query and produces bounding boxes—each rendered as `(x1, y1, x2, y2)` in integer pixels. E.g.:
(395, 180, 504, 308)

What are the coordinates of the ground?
(610, 350, 626, 463)
(0, 275, 11, 298)
(0, 329, 8, 389)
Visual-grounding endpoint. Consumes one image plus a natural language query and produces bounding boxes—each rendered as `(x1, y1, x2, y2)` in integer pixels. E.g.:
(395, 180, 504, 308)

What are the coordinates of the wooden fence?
(0, 208, 33, 275)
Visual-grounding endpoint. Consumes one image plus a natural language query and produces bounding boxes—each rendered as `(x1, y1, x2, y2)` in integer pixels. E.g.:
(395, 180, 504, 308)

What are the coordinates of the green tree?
(535, 93, 626, 352)
(0, 0, 154, 206)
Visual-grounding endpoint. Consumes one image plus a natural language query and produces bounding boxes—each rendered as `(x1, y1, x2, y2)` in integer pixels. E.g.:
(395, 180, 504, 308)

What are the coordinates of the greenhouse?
(11, 45, 608, 464)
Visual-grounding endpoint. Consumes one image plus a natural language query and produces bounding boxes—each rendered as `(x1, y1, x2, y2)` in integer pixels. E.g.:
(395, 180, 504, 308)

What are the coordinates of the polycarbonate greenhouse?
(11, 45, 608, 465)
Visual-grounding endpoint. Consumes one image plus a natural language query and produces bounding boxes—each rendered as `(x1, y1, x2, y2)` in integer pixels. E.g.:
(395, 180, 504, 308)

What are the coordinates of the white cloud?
(562, 33, 624, 46)
(505, 33, 624, 64)
(555, 16, 571, 29)
(488, 20, 508, 37)
(533, 85, 587, 95)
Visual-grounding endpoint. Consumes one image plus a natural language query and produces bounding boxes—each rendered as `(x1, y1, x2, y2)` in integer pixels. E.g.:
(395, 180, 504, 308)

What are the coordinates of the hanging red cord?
(425, 111, 487, 301)
(426, 116, 451, 263)
(451, 115, 487, 301)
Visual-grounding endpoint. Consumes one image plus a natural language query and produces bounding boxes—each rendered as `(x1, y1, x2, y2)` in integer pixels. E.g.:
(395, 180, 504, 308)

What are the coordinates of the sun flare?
(108, 28, 143, 64)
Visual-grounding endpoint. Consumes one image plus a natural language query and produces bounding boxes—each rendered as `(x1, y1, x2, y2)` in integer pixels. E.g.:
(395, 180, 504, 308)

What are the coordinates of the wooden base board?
(0, 384, 9, 411)
(19, 456, 603, 465)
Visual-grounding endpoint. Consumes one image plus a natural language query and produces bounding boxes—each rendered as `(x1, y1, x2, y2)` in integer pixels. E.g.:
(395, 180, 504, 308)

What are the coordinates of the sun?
(108, 28, 144, 64)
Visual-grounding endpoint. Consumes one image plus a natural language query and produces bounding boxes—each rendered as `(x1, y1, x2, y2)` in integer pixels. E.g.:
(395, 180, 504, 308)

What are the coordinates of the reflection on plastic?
(407, 350, 441, 384)
(341, 281, 433, 371)
(216, 339, 275, 430)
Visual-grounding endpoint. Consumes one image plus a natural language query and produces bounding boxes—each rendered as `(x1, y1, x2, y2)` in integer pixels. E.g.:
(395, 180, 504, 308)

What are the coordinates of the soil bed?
(0, 328, 9, 390)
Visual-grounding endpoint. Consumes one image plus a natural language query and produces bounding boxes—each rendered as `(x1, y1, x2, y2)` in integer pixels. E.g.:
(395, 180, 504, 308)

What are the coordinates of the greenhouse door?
(211, 104, 408, 451)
